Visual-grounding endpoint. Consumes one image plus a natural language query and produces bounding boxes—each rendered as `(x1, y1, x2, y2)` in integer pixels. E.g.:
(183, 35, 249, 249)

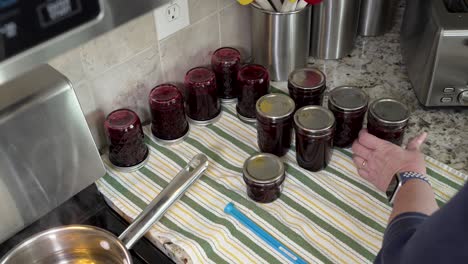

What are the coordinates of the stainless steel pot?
(0, 154, 209, 264)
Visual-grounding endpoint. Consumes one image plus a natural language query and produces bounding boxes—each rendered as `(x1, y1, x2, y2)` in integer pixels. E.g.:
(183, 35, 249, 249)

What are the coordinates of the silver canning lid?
(187, 111, 222, 126)
(256, 93, 295, 122)
(369, 98, 409, 125)
(288, 68, 325, 90)
(243, 153, 285, 184)
(329, 86, 368, 112)
(105, 148, 150, 173)
(294, 106, 335, 134)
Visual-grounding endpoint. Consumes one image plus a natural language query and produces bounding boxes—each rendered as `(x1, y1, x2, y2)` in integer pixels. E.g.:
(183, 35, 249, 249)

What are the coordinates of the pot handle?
(118, 154, 209, 249)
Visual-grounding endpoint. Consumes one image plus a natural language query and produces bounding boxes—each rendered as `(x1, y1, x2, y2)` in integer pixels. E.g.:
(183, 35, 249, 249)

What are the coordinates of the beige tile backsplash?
(160, 13, 220, 83)
(48, 1, 249, 149)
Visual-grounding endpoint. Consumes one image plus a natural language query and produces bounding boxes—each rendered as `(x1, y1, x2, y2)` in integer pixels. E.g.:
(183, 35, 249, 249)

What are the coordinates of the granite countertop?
(272, 3, 468, 174)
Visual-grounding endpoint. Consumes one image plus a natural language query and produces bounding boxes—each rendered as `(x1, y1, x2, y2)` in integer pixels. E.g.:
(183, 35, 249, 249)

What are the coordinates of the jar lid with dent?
(243, 153, 285, 185)
(288, 68, 325, 90)
(256, 93, 295, 123)
(369, 98, 409, 125)
(294, 106, 335, 135)
(329, 86, 369, 112)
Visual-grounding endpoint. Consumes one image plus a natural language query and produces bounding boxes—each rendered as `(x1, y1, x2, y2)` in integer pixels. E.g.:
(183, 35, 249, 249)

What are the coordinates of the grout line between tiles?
(153, 11, 165, 81)
(217, 11, 222, 46)
(221, 1, 237, 11)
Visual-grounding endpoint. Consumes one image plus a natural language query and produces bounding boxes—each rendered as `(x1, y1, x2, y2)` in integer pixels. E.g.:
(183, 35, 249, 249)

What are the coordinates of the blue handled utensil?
(224, 202, 307, 264)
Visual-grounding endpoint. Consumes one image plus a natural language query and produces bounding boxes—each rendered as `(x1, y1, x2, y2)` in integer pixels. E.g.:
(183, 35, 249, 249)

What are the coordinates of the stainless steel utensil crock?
(0, 154, 209, 264)
(310, 0, 362, 59)
(358, 0, 397, 36)
(251, 5, 311, 81)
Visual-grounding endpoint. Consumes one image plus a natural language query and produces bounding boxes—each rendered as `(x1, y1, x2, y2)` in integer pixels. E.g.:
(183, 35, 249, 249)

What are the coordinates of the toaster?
(401, 0, 468, 107)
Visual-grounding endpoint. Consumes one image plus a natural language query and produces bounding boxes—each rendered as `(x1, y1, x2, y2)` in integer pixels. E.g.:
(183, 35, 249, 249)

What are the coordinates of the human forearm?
(389, 179, 438, 223)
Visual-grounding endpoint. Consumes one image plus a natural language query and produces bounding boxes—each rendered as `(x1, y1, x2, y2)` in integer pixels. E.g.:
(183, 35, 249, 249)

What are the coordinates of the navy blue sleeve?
(375, 182, 468, 264)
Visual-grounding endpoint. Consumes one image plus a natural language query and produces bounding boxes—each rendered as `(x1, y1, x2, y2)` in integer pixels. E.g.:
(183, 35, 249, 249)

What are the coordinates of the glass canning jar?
(184, 67, 221, 125)
(328, 86, 368, 148)
(367, 98, 409, 146)
(256, 93, 295, 156)
(211, 47, 241, 103)
(149, 84, 189, 144)
(236, 64, 270, 122)
(104, 109, 148, 169)
(288, 68, 326, 110)
(294, 106, 335, 172)
(243, 153, 286, 203)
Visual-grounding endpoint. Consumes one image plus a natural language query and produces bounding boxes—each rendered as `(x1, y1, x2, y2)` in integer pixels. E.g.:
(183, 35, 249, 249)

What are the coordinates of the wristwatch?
(386, 171, 431, 204)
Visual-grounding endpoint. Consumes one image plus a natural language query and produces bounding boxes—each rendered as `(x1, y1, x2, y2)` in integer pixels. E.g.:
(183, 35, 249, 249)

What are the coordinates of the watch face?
(386, 176, 400, 203)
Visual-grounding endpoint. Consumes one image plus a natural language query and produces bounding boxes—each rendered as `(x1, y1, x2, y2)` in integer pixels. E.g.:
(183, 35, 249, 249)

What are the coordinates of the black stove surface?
(0, 184, 174, 264)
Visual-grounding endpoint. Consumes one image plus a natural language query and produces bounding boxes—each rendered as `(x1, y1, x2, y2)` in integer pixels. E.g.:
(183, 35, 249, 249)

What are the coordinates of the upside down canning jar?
(149, 84, 189, 144)
(104, 109, 149, 169)
(211, 47, 241, 103)
(184, 67, 221, 125)
(236, 64, 270, 122)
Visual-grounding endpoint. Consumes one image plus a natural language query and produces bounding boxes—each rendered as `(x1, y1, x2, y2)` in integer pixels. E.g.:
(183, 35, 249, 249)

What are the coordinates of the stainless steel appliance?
(359, 0, 397, 36)
(401, 0, 468, 107)
(0, 0, 169, 244)
(310, 0, 362, 59)
(251, 5, 311, 81)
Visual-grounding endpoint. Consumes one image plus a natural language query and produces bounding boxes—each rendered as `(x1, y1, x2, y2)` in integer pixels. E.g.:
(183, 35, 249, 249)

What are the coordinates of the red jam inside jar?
(256, 94, 295, 156)
(288, 68, 326, 110)
(243, 153, 285, 203)
(211, 47, 241, 102)
(236, 64, 270, 122)
(328, 86, 368, 148)
(367, 98, 409, 146)
(104, 109, 148, 168)
(294, 106, 335, 172)
(149, 84, 189, 142)
(184, 67, 221, 123)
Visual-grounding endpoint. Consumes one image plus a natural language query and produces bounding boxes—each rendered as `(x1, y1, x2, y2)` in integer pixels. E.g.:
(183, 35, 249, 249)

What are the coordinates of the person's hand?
(351, 129, 427, 192)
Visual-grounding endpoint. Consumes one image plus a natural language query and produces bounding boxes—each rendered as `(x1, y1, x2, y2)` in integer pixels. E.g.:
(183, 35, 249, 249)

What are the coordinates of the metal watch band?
(399, 171, 431, 187)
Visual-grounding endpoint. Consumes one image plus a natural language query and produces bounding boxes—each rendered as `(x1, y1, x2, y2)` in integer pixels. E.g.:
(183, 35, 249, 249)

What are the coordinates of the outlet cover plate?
(154, 0, 190, 41)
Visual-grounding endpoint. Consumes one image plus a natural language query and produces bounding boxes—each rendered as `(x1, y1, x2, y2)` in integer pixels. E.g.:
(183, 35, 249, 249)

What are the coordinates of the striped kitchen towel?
(96, 103, 467, 264)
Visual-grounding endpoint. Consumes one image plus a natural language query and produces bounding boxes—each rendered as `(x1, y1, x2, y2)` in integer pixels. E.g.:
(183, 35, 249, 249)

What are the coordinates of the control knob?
(459, 91, 468, 106)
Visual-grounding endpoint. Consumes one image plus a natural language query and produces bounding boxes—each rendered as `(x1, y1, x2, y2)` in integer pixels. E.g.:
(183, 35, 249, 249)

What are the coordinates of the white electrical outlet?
(154, 0, 190, 41)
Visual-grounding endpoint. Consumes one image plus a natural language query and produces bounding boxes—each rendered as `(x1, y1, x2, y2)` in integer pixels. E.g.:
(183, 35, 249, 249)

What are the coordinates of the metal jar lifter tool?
(0, 154, 209, 264)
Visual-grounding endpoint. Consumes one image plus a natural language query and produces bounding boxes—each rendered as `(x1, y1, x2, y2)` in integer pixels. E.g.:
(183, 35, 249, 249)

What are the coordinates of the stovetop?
(0, 184, 174, 264)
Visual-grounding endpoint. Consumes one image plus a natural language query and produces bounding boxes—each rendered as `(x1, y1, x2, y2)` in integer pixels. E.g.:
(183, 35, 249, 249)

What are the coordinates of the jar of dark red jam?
(236, 64, 270, 123)
(149, 84, 189, 144)
(328, 86, 368, 148)
(256, 93, 295, 156)
(243, 153, 286, 203)
(184, 67, 221, 125)
(211, 47, 241, 103)
(367, 98, 409, 146)
(288, 68, 326, 110)
(104, 109, 149, 170)
(294, 106, 335, 172)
